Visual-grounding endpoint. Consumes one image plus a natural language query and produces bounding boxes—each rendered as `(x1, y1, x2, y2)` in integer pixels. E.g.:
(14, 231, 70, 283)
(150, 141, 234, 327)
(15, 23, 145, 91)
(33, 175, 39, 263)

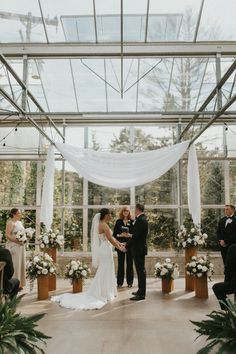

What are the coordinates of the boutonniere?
(227, 219, 233, 224)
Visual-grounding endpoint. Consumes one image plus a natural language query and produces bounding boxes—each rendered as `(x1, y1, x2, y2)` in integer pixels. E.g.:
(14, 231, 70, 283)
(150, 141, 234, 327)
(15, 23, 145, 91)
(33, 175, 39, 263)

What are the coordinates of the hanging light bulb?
(31, 60, 40, 80)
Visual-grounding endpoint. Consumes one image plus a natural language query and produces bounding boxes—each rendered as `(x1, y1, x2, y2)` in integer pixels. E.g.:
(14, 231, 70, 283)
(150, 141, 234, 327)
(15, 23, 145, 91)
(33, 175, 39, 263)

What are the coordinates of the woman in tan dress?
(5, 208, 26, 288)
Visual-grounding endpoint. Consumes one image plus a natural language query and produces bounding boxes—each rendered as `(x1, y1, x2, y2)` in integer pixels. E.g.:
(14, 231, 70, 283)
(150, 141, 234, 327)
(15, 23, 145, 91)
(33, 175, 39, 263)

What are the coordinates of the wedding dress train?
(52, 233, 117, 310)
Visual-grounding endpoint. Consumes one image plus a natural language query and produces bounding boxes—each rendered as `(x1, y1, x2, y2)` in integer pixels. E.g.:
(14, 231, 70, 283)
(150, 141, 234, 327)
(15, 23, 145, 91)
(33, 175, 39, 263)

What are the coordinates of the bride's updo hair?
(10, 208, 19, 218)
(100, 208, 110, 221)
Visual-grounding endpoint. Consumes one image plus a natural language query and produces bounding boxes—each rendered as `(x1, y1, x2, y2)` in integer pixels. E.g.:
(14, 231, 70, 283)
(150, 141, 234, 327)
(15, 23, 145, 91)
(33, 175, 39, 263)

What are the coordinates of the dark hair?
(225, 204, 235, 212)
(136, 203, 144, 212)
(100, 208, 110, 221)
(10, 208, 19, 218)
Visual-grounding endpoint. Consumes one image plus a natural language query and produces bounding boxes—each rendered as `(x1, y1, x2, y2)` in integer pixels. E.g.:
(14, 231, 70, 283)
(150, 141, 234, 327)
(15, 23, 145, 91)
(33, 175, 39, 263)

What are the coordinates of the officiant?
(113, 206, 134, 288)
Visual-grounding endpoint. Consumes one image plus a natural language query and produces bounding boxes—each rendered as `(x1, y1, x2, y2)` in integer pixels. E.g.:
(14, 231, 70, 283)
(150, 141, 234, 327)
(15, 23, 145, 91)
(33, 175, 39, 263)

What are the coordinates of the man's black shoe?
(132, 291, 139, 295)
(130, 295, 145, 301)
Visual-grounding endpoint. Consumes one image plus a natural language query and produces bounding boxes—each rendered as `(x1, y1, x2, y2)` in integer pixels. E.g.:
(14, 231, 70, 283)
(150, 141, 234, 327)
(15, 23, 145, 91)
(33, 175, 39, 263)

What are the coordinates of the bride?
(52, 208, 125, 310)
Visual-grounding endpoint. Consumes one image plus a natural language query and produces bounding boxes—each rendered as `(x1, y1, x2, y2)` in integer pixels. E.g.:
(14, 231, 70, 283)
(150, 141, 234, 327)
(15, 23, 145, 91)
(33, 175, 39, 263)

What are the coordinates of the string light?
(0, 123, 20, 147)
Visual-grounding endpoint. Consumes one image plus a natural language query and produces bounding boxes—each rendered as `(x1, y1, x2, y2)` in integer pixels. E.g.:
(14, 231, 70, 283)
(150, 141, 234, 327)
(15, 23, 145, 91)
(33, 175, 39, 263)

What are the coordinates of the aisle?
(18, 277, 222, 354)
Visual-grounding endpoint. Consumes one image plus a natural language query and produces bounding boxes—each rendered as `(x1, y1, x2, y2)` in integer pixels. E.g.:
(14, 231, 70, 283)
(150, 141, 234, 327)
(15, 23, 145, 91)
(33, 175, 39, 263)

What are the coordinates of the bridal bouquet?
(64, 260, 91, 282)
(175, 224, 208, 249)
(26, 252, 56, 281)
(154, 258, 180, 280)
(38, 229, 64, 250)
(15, 230, 27, 244)
(186, 255, 214, 280)
(15, 227, 35, 244)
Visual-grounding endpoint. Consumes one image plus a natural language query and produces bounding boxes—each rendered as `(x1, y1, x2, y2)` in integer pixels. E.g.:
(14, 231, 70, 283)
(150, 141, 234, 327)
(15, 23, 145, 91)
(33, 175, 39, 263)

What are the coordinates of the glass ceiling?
(0, 0, 236, 116)
(0, 0, 236, 43)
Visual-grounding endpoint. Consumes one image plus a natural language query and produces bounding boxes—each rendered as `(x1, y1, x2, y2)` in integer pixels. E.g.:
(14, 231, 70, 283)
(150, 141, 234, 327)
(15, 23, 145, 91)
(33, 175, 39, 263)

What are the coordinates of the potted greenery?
(0, 294, 51, 353)
(191, 299, 236, 353)
(64, 260, 91, 293)
(154, 258, 179, 294)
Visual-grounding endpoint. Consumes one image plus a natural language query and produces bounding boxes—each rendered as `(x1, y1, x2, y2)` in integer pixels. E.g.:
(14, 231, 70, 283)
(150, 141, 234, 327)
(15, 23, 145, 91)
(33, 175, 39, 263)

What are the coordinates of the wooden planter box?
(185, 246, 197, 291)
(195, 276, 208, 299)
(37, 275, 49, 300)
(72, 279, 83, 293)
(162, 278, 174, 294)
(46, 248, 56, 291)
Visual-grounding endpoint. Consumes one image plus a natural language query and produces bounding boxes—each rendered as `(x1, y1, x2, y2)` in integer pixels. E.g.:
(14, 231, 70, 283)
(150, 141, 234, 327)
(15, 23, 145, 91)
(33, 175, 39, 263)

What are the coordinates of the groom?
(126, 203, 148, 301)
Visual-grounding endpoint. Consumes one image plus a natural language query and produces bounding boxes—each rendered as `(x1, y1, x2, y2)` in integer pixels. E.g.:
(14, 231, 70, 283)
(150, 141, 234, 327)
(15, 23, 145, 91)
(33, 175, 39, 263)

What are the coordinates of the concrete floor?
(18, 278, 223, 354)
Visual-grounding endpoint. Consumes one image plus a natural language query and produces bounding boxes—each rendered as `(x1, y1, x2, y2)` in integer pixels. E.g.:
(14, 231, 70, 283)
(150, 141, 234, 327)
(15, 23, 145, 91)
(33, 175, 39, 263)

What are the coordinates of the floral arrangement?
(38, 229, 64, 250)
(26, 253, 56, 281)
(154, 258, 180, 280)
(175, 224, 208, 249)
(186, 255, 214, 280)
(64, 260, 91, 283)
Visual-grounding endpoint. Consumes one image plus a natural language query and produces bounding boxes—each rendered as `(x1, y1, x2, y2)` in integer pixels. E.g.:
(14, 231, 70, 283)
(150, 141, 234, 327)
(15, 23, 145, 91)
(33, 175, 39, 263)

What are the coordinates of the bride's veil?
(91, 213, 101, 268)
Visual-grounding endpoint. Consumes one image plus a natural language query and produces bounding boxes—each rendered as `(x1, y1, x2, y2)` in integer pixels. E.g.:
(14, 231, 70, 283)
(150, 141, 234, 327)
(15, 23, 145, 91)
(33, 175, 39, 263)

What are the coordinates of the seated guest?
(212, 243, 236, 309)
(0, 248, 20, 298)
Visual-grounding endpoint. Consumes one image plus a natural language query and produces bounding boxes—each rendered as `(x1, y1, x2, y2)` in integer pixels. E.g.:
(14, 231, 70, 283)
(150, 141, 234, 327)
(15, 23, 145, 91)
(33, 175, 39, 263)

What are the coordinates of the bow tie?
(226, 216, 233, 219)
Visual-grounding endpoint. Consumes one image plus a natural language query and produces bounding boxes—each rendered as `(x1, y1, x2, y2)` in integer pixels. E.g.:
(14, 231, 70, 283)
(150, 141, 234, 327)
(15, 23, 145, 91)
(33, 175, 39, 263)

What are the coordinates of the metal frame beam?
(0, 86, 55, 145)
(1, 43, 236, 58)
(180, 58, 236, 139)
(0, 54, 64, 140)
(190, 93, 236, 145)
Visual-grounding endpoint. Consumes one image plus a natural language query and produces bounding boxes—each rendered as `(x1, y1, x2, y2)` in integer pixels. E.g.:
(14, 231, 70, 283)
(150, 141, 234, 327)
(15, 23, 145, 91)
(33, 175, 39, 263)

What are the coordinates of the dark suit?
(113, 219, 134, 286)
(212, 244, 236, 309)
(217, 215, 236, 264)
(126, 214, 148, 297)
(0, 248, 20, 297)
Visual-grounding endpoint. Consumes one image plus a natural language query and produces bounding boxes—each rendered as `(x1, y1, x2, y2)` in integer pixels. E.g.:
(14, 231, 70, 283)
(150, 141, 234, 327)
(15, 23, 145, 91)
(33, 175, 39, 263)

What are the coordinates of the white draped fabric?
(40, 145, 55, 230)
(187, 144, 201, 225)
(40, 140, 201, 230)
(55, 141, 189, 189)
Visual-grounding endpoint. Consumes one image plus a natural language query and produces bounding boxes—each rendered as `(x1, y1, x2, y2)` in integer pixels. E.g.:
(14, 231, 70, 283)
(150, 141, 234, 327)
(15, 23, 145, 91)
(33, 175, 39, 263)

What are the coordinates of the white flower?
(69, 269, 73, 276)
(197, 265, 203, 270)
(187, 238, 192, 243)
(202, 266, 208, 272)
(197, 273, 202, 277)
(49, 267, 55, 273)
(81, 270, 87, 277)
(42, 269, 48, 275)
(40, 243, 45, 248)
(160, 268, 168, 276)
(193, 269, 197, 273)
(33, 256, 40, 263)
(203, 233, 208, 239)
(191, 262, 196, 267)
(182, 241, 186, 248)
(72, 264, 78, 271)
(191, 228, 195, 233)
(165, 258, 171, 263)
(192, 256, 197, 261)
(167, 264, 173, 269)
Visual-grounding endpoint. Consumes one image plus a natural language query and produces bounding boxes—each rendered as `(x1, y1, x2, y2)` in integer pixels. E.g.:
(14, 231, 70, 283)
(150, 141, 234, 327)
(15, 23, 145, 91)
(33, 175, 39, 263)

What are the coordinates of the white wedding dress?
(52, 230, 117, 310)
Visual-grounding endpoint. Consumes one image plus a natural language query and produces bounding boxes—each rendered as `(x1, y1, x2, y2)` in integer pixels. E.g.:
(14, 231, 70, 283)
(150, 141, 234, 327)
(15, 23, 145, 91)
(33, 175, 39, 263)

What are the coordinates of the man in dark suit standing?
(212, 243, 236, 309)
(217, 204, 236, 265)
(126, 203, 148, 301)
(0, 248, 20, 298)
